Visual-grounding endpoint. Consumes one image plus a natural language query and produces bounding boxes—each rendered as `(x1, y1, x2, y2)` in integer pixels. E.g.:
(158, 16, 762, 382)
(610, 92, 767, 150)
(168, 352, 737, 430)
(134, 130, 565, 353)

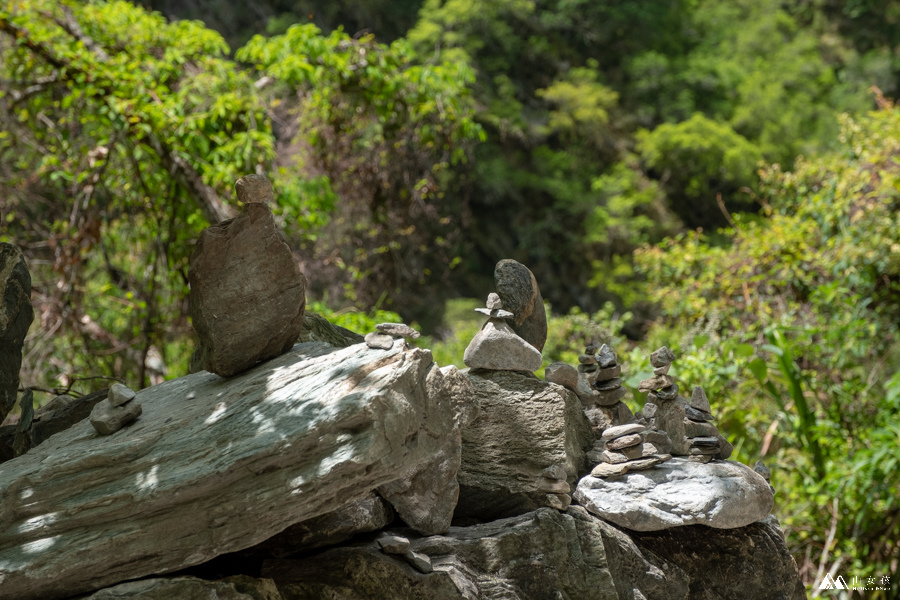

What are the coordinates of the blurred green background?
(1, 0, 898, 594)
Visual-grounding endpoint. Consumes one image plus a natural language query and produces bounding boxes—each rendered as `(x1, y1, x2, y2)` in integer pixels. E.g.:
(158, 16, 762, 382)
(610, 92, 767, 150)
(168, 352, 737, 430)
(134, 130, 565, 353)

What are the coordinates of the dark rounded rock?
(494, 259, 548, 351)
(0, 243, 35, 422)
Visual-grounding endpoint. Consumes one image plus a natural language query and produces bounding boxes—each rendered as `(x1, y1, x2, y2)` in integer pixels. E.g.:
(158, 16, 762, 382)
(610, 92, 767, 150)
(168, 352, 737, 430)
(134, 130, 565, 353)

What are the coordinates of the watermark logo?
(819, 574, 847, 590)
(819, 573, 891, 592)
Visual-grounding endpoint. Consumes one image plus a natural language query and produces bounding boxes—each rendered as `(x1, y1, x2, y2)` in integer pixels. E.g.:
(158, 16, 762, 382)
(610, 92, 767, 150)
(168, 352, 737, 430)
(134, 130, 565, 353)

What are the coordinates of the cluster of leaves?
(636, 105, 900, 594)
(0, 0, 273, 392)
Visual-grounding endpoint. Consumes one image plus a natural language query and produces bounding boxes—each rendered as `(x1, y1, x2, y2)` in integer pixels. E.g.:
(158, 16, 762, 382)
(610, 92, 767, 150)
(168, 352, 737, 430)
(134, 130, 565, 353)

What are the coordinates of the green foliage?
(237, 24, 483, 326)
(638, 105, 900, 593)
(637, 114, 762, 227)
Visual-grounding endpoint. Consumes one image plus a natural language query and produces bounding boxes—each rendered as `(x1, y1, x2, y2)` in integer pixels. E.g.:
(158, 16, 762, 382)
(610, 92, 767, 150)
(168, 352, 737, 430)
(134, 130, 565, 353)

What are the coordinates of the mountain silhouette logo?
(820, 573, 848, 589)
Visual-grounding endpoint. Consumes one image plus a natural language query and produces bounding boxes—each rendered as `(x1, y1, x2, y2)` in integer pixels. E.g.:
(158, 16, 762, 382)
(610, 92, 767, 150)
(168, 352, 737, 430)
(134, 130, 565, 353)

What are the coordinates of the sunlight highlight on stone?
(205, 402, 227, 424)
(18, 513, 57, 534)
(21, 536, 58, 554)
(136, 465, 159, 491)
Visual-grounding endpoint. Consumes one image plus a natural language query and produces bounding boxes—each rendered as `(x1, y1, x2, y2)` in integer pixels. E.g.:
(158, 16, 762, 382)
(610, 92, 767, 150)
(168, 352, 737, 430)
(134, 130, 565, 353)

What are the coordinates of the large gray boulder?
(456, 371, 593, 519)
(83, 576, 282, 600)
(257, 507, 689, 600)
(0, 243, 35, 422)
(189, 202, 306, 377)
(631, 516, 806, 599)
(0, 342, 464, 600)
(574, 457, 774, 531)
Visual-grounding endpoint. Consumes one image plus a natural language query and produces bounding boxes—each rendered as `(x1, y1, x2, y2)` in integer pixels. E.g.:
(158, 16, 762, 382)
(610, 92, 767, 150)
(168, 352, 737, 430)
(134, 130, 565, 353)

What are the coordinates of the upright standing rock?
(0, 243, 35, 423)
(189, 178, 306, 377)
(494, 259, 548, 351)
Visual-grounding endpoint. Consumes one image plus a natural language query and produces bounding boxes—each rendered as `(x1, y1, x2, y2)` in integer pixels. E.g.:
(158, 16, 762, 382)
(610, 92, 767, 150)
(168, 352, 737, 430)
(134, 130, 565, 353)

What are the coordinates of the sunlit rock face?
(0, 342, 461, 600)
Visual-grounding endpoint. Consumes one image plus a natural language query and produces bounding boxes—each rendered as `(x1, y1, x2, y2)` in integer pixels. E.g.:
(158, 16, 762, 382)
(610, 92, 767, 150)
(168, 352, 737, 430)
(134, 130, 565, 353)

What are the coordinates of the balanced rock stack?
(188, 174, 306, 377)
(365, 322, 420, 350)
(588, 423, 672, 478)
(89, 383, 142, 435)
(640, 346, 733, 461)
(577, 342, 634, 434)
(463, 293, 542, 372)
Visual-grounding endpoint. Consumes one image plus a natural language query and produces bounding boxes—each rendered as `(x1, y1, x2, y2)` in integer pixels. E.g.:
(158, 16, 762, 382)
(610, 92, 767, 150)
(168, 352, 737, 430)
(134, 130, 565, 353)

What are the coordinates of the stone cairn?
(365, 323, 420, 350)
(463, 293, 542, 372)
(588, 422, 672, 478)
(640, 347, 732, 462)
(577, 343, 634, 435)
(89, 383, 142, 435)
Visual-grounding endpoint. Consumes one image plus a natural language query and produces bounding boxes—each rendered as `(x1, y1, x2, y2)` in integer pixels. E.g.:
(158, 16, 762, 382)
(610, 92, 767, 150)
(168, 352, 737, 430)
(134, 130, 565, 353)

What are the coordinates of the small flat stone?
(89, 399, 142, 435)
(642, 430, 672, 452)
(607, 433, 642, 450)
(691, 436, 720, 447)
(107, 383, 136, 407)
(593, 364, 621, 380)
(685, 405, 715, 422)
(578, 364, 598, 373)
(655, 384, 679, 401)
(653, 364, 670, 376)
(601, 450, 629, 464)
(638, 375, 675, 393)
(365, 332, 395, 350)
(404, 550, 433, 573)
(650, 346, 675, 368)
(474, 307, 514, 319)
(537, 478, 571, 494)
(578, 354, 598, 365)
(601, 423, 646, 441)
(620, 444, 644, 460)
(584, 342, 600, 354)
(591, 462, 630, 477)
(642, 402, 658, 418)
(596, 344, 617, 368)
(377, 535, 410, 555)
(691, 386, 712, 413)
(376, 323, 420, 339)
(544, 362, 579, 391)
(624, 456, 663, 471)
(486, 292, 502, 310)
(642, 443, 658, 457)
(541, 465, 568, 481)
(592, 386, 627, 406)
(545, 493, 572, 511)
(689, 454, 714, 463)
(594, 377, 623, 392)
(690, 445, 721, 455)
(684, 419, 719, 438)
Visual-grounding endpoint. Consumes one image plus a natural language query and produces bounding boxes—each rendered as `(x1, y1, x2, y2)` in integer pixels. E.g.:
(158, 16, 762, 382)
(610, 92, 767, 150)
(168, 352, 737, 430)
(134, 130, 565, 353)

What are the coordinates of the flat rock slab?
(84, 576, 277, 599)
(0, 342, 459, 600)
(574, 457, 774, 531)
(189, 203, 306, 377)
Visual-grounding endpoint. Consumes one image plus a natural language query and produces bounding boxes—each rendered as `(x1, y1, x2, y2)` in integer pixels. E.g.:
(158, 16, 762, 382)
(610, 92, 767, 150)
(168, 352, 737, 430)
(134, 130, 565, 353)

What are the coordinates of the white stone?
(463, 319, 543, 372)
(574, 457, 774, 531)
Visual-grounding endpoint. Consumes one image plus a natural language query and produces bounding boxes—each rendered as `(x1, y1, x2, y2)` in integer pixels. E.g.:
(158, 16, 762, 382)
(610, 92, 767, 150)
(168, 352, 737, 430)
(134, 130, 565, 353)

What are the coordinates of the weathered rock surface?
(246, 493, 394, 558)
(631, 516, 806, 600)
(544, 361, 579, 390)
(574, 457, 774, 531)
(462, 319, 542, 372)
(0, 389, 109, 463)
(494, 259, 548, 351)
(189, 203, 306, 377)
(235, 173, 275, 204)
(0, 342, 462, 600)
(296, 312, 364, 348)
(455, 371, 593, 519)
(260, 508, 621, 599)
(84, 576, 281, 600)
(375, 365, 476, 534)
(0, 243, 35, 423)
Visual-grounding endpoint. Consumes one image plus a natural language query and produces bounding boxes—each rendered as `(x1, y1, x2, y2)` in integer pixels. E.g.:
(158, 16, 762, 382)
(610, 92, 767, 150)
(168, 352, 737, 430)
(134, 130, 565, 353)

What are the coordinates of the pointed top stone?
(596, 344, 616, 368)
(376, 323, 420, 339)
(753, 460, 771, 482)
(486, 293, 503, 310)
(585, 341, 600, 355)
(234, 173, 274, 204)
(650, 346, 676, 368)
(690, 385, 711, 413)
